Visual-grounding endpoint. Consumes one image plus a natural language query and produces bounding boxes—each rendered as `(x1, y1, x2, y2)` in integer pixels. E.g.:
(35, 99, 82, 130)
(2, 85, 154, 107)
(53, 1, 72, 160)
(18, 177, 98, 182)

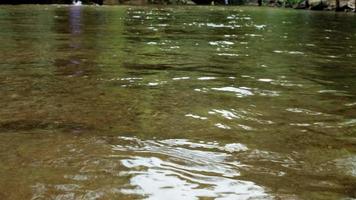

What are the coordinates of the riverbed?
(0, 5, 355, 199)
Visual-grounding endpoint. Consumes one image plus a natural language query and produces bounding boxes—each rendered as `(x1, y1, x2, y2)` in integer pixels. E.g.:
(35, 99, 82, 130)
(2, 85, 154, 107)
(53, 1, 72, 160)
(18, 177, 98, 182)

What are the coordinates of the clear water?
(0, 5, 355, 200)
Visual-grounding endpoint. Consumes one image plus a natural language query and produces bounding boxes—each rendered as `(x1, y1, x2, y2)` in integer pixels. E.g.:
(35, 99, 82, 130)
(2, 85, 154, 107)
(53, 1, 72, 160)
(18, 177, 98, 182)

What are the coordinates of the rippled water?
(0, 5, 355, 200)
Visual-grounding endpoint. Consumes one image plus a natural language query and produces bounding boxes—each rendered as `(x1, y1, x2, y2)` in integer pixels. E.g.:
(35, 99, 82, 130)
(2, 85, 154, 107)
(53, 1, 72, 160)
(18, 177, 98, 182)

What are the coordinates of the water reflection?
(115, 137, 270, 200)
(18, 134, 299, 199)
(0, 5, 355, 200)
(70, 5, 82, 35)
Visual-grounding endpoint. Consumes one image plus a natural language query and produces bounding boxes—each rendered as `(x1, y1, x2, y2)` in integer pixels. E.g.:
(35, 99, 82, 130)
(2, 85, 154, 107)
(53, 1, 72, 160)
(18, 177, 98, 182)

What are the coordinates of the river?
(0, 5, 355, 200)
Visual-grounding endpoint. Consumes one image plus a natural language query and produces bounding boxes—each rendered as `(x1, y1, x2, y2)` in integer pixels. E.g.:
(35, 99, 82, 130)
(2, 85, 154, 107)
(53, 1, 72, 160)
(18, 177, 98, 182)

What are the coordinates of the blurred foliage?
(0, 0, 102, 4)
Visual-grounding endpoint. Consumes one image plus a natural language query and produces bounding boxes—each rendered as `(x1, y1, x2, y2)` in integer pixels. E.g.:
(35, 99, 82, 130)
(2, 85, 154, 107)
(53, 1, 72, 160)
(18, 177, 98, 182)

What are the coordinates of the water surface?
(0, 5, 356, 200)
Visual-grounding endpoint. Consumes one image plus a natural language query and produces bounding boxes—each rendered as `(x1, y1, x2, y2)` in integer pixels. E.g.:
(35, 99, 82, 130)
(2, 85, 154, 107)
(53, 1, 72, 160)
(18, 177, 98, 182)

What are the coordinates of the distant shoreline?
(0, 0, 354, 12)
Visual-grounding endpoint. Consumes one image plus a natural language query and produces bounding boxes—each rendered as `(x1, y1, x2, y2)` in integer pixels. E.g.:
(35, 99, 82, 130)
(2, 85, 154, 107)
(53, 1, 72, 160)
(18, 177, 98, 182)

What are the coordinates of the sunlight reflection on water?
(113, 137, 271, 200)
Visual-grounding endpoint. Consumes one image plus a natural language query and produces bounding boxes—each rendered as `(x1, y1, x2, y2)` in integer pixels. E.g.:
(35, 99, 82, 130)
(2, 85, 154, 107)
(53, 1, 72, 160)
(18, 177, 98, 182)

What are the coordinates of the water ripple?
(112, 137, 271, 200)
(212, 86, 253, 97)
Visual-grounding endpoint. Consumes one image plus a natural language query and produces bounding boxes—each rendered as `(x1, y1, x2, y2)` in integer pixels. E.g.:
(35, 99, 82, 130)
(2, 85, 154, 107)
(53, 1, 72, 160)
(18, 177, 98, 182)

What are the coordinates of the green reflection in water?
(0, 5, 355, 200)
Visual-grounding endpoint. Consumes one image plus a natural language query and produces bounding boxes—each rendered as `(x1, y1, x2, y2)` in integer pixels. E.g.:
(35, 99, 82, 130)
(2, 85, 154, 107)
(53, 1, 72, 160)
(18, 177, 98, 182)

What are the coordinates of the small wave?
(286, 108, 328, 116)
(172, 77, 190, 80)
(258, 78, 274, 82)
(209, 109, 239, 120)
(185, 113, 208, 120)
(197, 76, 217, 80)
(212, 86, 253, 97)
(209, 41, 235, 46)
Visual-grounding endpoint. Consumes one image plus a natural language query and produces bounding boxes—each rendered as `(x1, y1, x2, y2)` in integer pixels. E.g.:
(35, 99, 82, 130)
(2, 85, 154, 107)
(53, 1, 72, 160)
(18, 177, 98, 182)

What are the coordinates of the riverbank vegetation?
(0, 0, 102, 4)
(0, 0, 354, 12)
(268, 0, 356, 11)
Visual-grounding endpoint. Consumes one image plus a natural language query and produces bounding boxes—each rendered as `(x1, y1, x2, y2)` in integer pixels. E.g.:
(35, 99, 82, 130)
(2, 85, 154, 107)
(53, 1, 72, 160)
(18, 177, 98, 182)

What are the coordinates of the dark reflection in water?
(0, 5, 355, 200)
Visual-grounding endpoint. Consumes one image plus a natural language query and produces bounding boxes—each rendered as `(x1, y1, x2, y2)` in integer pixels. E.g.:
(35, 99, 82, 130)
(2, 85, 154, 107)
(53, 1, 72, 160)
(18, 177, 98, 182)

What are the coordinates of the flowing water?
(0, 5, 355, 200)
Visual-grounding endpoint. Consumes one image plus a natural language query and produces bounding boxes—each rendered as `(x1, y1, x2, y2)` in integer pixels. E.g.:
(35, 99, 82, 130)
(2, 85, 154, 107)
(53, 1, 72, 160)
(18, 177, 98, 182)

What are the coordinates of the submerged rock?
(293, 0, 309, 9)
(344, 0, 355, 10)
(304, 0, 355, 10)
(309, 0, 329, 10)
